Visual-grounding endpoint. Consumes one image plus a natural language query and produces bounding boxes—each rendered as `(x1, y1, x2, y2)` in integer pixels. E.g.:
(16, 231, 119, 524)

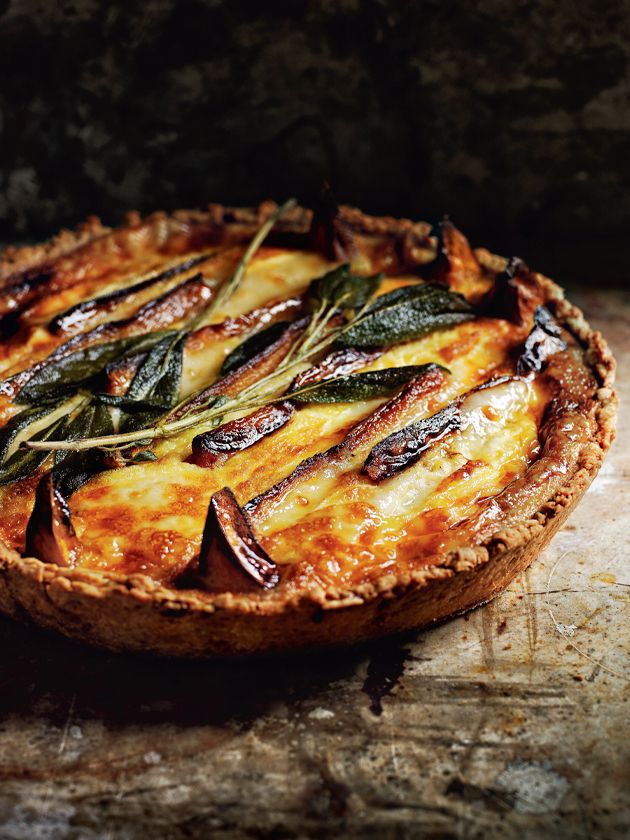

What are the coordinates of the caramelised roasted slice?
(191, 403, 296, 468)
(49, 253, 215, 336)
(24, 473, 80, 568)
(198, 487, 280, 593)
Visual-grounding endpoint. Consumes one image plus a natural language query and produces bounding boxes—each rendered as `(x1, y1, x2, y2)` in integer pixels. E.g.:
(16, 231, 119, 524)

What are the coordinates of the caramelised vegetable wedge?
(289, 347, 379, 390)
(429, 218, 482, 296)
(245, 364, 448, 523)
(198, 487, 280, 593)
(0, 267, 53, 321)
(24, 473, 80, 567)
(483, 257, 542, 327)
(518, 306, 567, 374)
(49, 252, 215, 336)
(191, 402, 296, 468)
(363, 403, 461, 482)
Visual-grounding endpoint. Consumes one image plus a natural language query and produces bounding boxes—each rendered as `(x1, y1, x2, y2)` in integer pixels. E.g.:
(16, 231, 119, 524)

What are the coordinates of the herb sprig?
(0, 199, 297, 482)
(22, 277, 471, 455)
(3, 202, 474, 469)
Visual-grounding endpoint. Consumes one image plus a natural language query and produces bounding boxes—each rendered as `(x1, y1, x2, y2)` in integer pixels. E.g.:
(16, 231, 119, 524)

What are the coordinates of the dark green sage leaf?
(52, 403, 115, 498)
(288, 364, 444, 404)
(151, 334, 186, 408)
(93, 394, 168, 413)
(53, 403, 101, 467)
(0, 402, 62, 465)
(221, 321, 291, 375)
(119, 333, 186, 432)
(335, 283, 473, 349)
(0, 414, 66, 485)
(126, 333, 185, 407)
(127, 449, 158, 463)
(16, 330, 178, 403)
(307, 265, 383, 314)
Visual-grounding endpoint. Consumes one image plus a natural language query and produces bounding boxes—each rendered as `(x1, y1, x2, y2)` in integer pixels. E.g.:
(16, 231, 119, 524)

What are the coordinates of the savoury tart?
(0, 201, 617, 657)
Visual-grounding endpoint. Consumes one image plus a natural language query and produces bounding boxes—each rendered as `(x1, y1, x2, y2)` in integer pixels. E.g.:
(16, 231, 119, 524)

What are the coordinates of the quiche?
(0, 200, 616, 657)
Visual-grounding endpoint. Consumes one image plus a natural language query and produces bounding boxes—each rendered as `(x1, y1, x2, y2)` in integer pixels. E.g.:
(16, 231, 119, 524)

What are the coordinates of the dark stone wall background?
(1, 0, 629, 247)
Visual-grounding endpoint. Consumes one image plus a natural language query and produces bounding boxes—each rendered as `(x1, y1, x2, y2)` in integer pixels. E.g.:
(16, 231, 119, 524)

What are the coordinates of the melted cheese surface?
(0, 236, 550, 591)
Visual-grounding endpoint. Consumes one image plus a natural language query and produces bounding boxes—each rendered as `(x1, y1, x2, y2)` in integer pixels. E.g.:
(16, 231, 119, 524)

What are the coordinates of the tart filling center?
(0, 203, 597, 597)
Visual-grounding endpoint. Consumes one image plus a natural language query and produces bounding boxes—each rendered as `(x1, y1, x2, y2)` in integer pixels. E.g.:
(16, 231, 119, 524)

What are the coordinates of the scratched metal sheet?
(0, 285, 627, 840)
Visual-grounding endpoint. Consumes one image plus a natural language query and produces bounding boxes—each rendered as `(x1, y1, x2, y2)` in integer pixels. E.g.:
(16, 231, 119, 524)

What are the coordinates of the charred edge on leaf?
(24, 473, 80, 567)
(197, 487, 279, 593)
(190, 401, 295, 468)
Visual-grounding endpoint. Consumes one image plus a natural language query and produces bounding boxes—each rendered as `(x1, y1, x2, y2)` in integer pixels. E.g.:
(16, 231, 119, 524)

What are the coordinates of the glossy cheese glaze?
(0, 225, 553, 592)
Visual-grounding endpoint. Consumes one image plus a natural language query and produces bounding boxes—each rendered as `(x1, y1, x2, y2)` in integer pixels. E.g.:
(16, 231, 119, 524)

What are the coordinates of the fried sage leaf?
(198, 487, 279, 593)
(53, 403, 98, 466)
(307, 264, 383, 314)
(0, 403, 61, 464)
(517, 306, 567, 375)
(220, 321, 292, 375)
(362, 403, 462, 482)
(288, 364, 443, 404)
(0, 413, 67, 485)
(117, 332, 187, 433)
(15, 330, 178, 403)
(126, 333, 185, 405)
(336, 283, 473, 349)
(52, 403, 115, 498)
(24, 473, 80, 566)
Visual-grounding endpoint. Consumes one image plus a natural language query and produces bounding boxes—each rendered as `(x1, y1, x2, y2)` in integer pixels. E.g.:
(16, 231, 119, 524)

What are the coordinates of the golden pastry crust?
(0, 204, 617, 657)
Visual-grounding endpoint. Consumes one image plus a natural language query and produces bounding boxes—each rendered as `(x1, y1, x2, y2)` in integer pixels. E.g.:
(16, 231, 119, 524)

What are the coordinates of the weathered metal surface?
(0, 283, 628, 839)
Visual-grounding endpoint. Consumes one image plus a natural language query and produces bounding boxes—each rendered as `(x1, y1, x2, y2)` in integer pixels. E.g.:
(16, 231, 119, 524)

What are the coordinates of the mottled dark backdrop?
(1, 0, 629, 248)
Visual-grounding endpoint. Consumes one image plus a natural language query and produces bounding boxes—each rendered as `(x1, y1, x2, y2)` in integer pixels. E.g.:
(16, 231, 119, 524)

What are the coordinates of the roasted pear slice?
(198, 487, 279, 593)
(191, 402, 295, 468)
(24, 473, 80, 567)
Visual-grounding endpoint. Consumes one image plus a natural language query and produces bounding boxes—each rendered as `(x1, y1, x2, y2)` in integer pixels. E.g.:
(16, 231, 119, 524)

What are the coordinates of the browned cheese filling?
(0, 207, 596, 596)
